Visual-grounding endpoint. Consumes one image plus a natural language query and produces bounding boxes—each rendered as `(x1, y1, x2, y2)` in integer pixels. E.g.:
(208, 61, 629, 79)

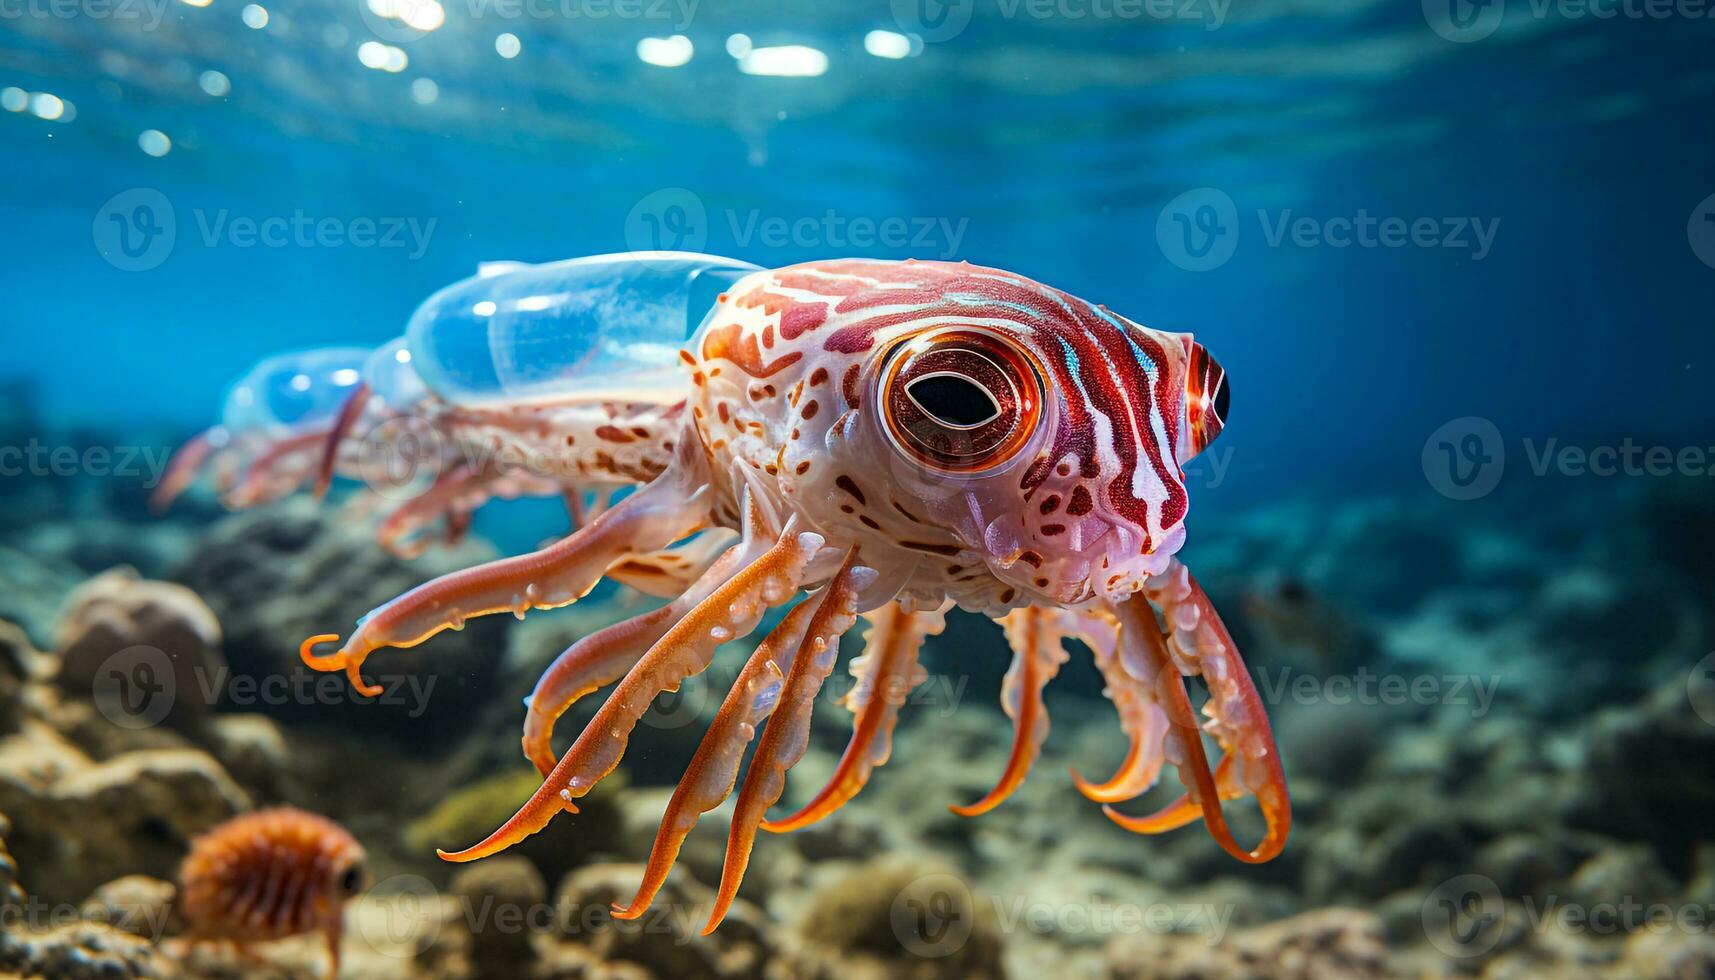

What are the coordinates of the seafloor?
(1, 384, 1712, 980)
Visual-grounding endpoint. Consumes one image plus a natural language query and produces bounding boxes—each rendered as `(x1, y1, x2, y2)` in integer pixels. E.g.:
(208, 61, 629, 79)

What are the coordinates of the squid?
(197, 252, 1287, 931)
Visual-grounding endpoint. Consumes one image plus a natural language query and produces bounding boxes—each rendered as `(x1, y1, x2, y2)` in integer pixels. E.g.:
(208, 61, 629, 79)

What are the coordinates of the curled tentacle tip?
(347, 668, 384, 699)
(1068, 766, 1120, 803)
(947, 798, 997, 818)
(609, 902, 644, 920)
(299, 634, 345, 670)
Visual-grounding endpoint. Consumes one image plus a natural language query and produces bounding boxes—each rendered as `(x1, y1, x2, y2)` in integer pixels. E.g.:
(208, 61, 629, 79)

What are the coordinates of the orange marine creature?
(170, 252, 1290, 934)
(175, 807, 368, 978)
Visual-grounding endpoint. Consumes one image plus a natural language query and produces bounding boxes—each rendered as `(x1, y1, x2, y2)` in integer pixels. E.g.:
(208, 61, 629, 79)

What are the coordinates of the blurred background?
(2, 2, 1714, 978)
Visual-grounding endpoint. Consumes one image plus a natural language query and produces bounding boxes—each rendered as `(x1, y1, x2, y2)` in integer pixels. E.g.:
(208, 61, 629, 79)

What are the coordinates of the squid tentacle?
(760, 600, 947, 833)
(705, 551, 869, 934)
(1101, 562, 1290, 864)
(519, 529, 756, 776)
(314, 381, 372, 500)
(149, 427, 223, 513)
(604, 529, 739, 599)
(438, 493, 823, 863)
(1068, 609, 1173, 804)
(612, 550, 871, 921)
(519, 604, 680, 777)
(374, 459, 481, 559)
(299, 439, 713, 698)
(227, 429, 331, 508)
(949, 605, 1070, 817)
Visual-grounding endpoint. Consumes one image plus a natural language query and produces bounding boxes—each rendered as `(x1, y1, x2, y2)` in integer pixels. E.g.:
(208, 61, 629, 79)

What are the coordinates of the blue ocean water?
(3, 0, 1713, 514)
(6, 8, 1715, 976)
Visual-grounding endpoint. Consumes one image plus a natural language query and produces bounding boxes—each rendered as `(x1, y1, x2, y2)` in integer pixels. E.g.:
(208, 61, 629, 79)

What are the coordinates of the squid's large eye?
(879, 329, 1043, 472)
(1184, 341, 1229, 459)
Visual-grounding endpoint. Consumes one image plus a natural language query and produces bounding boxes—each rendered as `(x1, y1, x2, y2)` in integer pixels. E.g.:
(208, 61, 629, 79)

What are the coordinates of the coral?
(0, 921, 178, 980)
(406, 768, 627, 887)
(0, 728, 249, 905)
(53, 567, 225, 730)
(793, 857, 1004, 980)
(197, 713, 295, 803)
(551, 862, 773, 980)
(414, 857, 548, 978)
(1570, 681, 1715, 866)
(81, 876, 178, 941)
(0, 812, 24, 910)
(1104, 908, 1392, 980)
(0, 620, 50, 736)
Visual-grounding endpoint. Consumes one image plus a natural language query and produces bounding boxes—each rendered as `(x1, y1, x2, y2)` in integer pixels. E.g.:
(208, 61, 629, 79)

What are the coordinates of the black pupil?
(1212, 374, 1230, 423)
(907, 374, 996, 427)
(340, 868, 362, 894)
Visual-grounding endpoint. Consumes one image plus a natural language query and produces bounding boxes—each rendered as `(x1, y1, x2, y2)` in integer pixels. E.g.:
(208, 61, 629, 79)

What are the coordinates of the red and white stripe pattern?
(719, 258, 1195, 557)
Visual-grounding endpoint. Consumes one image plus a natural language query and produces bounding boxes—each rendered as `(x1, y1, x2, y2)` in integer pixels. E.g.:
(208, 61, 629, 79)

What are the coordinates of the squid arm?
(1099, 563, 1291, 864)
(613, 550, 872, 922)
(299, 439, 713, 697)
(437, 491, 824, 862)
(949, 604, 1072, 817)
(760, 599, 947, 833)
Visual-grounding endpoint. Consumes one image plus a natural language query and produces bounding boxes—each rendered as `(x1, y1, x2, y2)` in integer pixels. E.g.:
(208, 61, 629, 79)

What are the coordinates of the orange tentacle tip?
(947, 791, 1006, 818)
(299, 634, 345, 671)
(1068, 764, 1125, 802)
(300, 634, 385, 698)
